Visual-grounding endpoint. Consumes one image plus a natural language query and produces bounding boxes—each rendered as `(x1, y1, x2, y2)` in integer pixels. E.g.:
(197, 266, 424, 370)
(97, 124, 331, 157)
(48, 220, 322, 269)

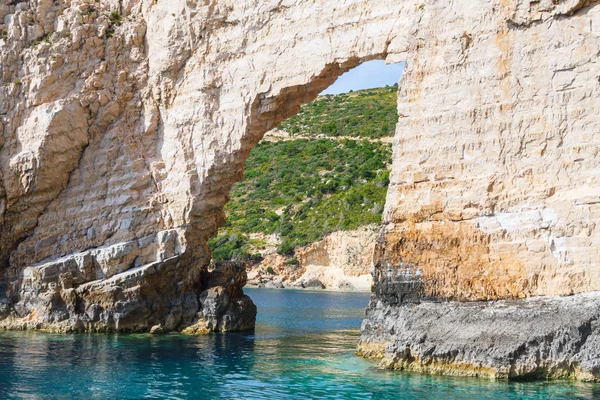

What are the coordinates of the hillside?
(209, 86, 397, 263)
(279, 85, 398, 138)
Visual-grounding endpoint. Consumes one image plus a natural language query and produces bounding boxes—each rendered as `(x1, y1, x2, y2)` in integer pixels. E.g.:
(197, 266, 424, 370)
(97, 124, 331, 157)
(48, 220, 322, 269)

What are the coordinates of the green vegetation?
(109, 11, 123, 26)
(209, 87, 396, 262)
(29, 32, 52, 48)
(284, 257, 300, 267)
(210, 138, 392, 260)
(106, 11, 122, 38)
(279, 85, 398, 139)
(207, 231, 254, 262)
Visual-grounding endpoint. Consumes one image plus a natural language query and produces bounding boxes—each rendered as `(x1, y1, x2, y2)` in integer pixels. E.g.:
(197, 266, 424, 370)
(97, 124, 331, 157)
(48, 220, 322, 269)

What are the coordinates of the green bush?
(109, 11, 122, 26)
(279, 85, 398, 139)
(284, 257, 299, 266)
(106, 11, 122, 38)
(277, 241, 295, 256)
(208, 232, 252, 261)
(209, 86, 395, 261)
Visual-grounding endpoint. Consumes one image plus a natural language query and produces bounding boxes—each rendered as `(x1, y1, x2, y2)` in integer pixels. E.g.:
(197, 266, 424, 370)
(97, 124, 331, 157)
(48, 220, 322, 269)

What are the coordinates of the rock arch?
(1, 0, 600, 380)
(0, 0, 411, 332)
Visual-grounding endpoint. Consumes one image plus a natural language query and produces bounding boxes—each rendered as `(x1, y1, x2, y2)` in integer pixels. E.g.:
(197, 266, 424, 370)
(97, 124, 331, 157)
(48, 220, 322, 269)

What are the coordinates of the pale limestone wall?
(0, 0, 416, 330)
(297, 226, 377, 289)
(378, 0, 600, 300)
(247, 226, 377, 290)
(0, 0, 599, 330)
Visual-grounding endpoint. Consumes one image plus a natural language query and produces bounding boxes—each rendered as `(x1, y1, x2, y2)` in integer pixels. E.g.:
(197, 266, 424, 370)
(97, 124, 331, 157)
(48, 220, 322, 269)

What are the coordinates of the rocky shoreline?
(358, 293, 600, 381)
(245, 283, 371, 293)
(2, 0, 600, 384)
(246, 226, 376, 290)
(0, 260, 256, 334)
(358, 268, 600, 381)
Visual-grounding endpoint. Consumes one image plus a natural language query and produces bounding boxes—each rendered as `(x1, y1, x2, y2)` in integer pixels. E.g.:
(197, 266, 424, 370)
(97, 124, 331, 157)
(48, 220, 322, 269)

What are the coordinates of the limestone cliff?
(359, 0, 600, 380)
(247, 226, 376, 290)
(1, 0, 600, 381)
(0, 0, 407, 333)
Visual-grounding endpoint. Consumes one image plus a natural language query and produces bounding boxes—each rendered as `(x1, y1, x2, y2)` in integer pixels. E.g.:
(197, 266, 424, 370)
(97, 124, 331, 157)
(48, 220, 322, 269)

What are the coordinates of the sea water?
(0, 288, 598, 399)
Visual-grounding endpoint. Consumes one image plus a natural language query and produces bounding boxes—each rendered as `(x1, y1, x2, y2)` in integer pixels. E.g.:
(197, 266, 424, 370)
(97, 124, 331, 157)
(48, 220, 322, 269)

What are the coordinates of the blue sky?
(320, 60, 404, 95)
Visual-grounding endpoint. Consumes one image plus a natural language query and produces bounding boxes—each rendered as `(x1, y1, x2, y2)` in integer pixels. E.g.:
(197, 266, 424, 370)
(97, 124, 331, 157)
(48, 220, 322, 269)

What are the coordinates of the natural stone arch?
(0, 0, 599, 349)
(0, 0, 413, 331)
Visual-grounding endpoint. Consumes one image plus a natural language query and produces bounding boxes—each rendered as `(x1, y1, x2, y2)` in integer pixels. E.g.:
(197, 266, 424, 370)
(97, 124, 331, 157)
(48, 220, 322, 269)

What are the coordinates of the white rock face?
(0, 0, 599, 341)
(296, 227, 377, 290)
(0, 0, 415, 331)
(247, 226, 377, 290)
(378, 0, 600, 301)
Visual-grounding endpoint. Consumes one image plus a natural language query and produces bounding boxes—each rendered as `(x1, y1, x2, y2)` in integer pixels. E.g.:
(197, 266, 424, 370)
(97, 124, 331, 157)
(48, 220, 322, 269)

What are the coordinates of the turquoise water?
(0, 288, 598, 399)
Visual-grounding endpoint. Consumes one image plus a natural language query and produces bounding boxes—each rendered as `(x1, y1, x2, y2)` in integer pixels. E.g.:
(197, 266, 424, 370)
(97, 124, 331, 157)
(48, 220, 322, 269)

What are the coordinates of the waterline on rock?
(0, 289, 598, 399)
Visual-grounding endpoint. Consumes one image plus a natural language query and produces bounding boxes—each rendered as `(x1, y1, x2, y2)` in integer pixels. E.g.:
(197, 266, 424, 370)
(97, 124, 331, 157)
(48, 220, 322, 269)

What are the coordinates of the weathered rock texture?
(0, 0, 410, 332)
(1, 0, 600, 380)
(379, 0, 600, 302)
(247, 226, 377, 290)
(357, 0, 600, 380)
(359, 291, 600, 381)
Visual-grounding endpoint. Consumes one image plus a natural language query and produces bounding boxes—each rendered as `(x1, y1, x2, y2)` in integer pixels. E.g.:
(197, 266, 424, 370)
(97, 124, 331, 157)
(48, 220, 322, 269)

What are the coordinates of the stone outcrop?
(0, 0, 409, 332)
(358, 291, 600, 381)
(357, 0, 600, 381)
(1, 0, 600, 380)
(377, 0, 600, 302)
(247, 226, 377, 290)
(0, 256, 255, 333)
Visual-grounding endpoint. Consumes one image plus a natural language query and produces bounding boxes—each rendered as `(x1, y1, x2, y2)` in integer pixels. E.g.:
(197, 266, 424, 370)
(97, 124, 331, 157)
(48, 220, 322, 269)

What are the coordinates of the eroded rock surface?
(358, 292, 600, 381)
(0, 0, 600, 380)
(247, 226, 377, 290)
(357, 0, 600, 380)
(0, 0, 411, 332)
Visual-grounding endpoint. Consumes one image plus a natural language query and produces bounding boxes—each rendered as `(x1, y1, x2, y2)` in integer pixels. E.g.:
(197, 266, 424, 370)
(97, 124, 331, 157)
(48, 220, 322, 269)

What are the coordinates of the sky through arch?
(320, 60, 404, 95)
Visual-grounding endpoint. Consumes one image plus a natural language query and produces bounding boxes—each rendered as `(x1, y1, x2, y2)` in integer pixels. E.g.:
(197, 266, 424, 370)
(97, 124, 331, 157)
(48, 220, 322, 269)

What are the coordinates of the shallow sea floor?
(0, 288, 598, 399)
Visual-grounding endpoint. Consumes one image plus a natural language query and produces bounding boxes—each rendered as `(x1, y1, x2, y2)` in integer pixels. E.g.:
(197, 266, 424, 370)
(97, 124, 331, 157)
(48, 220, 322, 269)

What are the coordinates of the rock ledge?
(359, 292, 600, 381)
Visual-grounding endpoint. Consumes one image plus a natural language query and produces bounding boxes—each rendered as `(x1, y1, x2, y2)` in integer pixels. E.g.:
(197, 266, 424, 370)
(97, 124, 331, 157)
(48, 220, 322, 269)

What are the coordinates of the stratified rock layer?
(1, 0, 600, 379)
(0, 0, 413, 332)
(358, 292, 600, 381)
(379, 0, 600, 301)
(247, 226, 377, 290)
(355, 0, 600, 380)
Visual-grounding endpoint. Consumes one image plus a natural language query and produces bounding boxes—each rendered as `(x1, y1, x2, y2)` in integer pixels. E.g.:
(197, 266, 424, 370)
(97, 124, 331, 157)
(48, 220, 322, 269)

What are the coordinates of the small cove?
(0, 288, 598, 399)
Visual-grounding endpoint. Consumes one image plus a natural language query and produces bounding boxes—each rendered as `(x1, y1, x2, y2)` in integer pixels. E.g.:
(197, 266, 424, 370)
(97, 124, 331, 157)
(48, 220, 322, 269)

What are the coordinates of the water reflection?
(0, 289, 598, 399)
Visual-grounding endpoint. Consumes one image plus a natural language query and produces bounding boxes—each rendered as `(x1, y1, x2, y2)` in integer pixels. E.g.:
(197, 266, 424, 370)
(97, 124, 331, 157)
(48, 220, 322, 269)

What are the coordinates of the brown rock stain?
(376, 221, 533, 301)
(495, 28, 513, 101)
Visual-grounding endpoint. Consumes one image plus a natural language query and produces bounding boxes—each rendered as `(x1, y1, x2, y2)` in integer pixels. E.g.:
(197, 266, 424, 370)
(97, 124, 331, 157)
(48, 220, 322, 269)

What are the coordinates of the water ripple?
(0, 289, 598, 399)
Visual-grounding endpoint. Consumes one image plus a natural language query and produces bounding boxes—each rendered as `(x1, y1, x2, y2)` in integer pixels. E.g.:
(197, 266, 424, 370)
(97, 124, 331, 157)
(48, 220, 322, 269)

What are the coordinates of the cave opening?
(209, 60, 404, 292)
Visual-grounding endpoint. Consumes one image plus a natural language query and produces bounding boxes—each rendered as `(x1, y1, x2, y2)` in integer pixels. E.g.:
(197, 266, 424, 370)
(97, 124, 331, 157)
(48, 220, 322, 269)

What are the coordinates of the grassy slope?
(279, 85, 398, 138)
(209, 85, 398, 261)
